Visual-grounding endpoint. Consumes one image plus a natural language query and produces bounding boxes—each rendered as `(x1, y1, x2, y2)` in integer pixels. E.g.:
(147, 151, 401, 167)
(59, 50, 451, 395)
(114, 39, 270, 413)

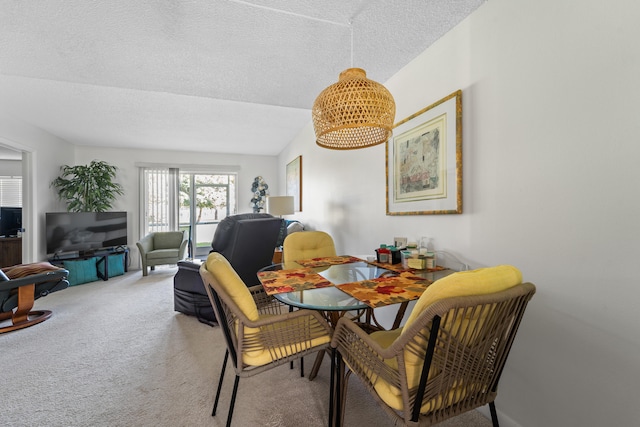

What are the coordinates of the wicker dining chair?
(390, 251, 471, 330)
(330, 265, 536, 427)
(282, 230, 338, 376)
(199, 252, 333, 427)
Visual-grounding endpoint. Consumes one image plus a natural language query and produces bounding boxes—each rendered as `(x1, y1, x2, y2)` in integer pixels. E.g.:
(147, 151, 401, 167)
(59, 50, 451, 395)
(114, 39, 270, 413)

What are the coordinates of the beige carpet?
(2, 267, 493, 427)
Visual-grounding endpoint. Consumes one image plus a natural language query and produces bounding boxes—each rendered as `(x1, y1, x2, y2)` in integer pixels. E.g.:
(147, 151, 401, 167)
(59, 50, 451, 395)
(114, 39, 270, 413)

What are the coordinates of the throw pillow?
(64, 257, 99, 286)
(3, 262, 62, 279)
(286, 220, 304, 234)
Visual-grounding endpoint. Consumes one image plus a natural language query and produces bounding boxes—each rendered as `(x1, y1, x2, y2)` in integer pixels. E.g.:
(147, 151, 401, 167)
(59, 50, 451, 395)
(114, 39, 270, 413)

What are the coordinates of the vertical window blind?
(140, 168, 179, 235)
(139, 164, 239, 248)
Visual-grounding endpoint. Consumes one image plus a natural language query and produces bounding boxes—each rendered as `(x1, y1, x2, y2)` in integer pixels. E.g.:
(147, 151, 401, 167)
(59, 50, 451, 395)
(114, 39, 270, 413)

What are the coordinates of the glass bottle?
(377, 244, 390, 263)
(420, 237, 436, 268)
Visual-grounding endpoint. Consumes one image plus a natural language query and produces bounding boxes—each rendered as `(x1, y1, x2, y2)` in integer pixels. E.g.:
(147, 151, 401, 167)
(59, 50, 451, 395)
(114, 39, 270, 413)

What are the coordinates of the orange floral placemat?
(294, 255, 363, 268)
(336, 272, 433, 308)
(257, 268, 333, 295)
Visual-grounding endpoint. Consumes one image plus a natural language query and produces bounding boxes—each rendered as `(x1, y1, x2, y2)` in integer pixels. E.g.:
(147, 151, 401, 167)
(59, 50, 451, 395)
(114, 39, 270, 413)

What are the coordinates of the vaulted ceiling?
(0, 0, 484, 156)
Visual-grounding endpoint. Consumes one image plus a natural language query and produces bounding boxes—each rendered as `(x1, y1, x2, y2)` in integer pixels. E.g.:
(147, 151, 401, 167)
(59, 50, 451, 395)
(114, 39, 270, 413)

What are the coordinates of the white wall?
(0, 159, 21, 176)
(74, 146, 278, 267)
(0, 123, 279, 264)
(278, 0, 640, 425)
(0, 116, 75, 263)
(2, 0, 638, 423)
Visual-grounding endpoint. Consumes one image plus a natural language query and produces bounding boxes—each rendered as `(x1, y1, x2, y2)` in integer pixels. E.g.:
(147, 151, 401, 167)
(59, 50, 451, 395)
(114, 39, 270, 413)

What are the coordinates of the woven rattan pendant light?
(312, 68, 396, 150)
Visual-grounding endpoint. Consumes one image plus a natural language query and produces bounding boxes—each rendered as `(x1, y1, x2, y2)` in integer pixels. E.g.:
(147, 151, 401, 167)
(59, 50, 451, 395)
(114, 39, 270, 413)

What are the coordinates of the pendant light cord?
(350, 20, 354, 67)
(227, 0, 351, 28)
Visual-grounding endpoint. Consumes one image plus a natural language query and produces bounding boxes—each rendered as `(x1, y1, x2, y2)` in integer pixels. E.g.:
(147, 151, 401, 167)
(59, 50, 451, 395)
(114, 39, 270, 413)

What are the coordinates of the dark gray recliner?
(173, 260, 216, 325)
(173, 213, 284, 325)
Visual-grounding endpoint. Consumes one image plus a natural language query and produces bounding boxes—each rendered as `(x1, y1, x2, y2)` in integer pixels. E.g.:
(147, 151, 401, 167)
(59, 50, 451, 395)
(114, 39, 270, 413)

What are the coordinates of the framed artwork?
(286, 156, 302, 212)
(386, 90, 462, 215)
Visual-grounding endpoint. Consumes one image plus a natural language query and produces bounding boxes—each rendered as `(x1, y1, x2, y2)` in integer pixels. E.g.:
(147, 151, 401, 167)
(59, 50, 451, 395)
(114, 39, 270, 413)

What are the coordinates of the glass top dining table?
(258, 259, 454, 312)
(258, 258, 456, 381)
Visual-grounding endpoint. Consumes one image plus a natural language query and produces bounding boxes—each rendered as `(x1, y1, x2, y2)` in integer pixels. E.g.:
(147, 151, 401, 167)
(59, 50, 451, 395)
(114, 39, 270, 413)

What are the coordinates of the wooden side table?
(272, 248, 283, 264)
(0, 237, 22, 268)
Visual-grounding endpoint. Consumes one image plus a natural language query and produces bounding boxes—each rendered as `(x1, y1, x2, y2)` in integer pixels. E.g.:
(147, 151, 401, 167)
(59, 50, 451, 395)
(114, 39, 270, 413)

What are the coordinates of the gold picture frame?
(386, 90, 462, 215)
(286, 156, 302, 212)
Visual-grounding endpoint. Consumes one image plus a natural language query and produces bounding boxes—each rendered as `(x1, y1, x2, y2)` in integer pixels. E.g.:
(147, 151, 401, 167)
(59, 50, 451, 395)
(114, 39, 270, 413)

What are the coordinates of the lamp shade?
(312, 68, 396, 150)
(266, 196, 295, 216)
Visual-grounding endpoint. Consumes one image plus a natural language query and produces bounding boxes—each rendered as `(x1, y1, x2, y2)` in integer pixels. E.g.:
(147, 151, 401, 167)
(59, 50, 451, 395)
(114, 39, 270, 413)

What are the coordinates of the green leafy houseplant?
(51, 160, 124, 212)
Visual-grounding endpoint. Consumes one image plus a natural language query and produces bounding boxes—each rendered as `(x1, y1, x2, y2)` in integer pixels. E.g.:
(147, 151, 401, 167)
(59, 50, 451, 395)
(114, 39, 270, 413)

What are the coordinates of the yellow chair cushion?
(283, 231, 337, 262)
(206, 252, 330, 367)
(367, 265, 523, 412)
(404, 265, 522, 329)
(241, 315, 331, 366)
(206, 253, 259, 322)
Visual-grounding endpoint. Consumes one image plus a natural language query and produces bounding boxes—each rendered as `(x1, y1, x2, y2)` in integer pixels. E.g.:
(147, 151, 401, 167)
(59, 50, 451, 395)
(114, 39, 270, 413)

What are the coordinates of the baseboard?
(477, 405, 523, 427)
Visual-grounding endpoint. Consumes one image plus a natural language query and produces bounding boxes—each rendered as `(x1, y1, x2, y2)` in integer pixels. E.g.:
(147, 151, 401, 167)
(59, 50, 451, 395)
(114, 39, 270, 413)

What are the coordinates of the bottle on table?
(419, 237, 436, 269)
(377, 244, 390, 263)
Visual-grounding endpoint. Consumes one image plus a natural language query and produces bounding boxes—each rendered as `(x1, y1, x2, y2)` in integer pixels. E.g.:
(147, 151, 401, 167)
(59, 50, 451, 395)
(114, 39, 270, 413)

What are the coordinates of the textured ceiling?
(0, 0, 484, 156)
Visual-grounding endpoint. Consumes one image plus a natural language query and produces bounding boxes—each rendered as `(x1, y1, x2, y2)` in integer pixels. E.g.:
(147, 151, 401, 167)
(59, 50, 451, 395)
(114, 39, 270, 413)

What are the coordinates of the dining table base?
(308, 308, 384, 381)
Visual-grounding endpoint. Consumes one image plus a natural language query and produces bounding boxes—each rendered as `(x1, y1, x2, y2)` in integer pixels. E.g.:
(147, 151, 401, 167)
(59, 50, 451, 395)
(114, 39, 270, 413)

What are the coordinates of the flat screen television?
(0, 207, 22, 237)
(46, 211, 127, 255)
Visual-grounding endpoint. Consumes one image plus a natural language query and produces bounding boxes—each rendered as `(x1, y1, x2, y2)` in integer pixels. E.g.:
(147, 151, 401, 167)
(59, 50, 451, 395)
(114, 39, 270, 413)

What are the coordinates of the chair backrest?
(283, 231, 337, 262)
(398, 266, 535, 420)
(153, 231, 186, 250)
(403, 265, 522, 329)
(202, 252, 259, 321)
(210, 213, 283, 286)
(401, 281, 535, 421)
(199, 252, 261, 368)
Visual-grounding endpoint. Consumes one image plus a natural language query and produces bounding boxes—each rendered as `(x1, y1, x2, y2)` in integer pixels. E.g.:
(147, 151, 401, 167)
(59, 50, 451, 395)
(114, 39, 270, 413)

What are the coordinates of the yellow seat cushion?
(283, 231, 337, 262)
(206, 252, 330, 367)
(366, 265, 523, 412)
(241, 315, 331, 366)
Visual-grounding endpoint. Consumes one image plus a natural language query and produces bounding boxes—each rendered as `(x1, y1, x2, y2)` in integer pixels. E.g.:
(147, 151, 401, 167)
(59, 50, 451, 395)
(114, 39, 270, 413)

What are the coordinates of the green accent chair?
(136, 231, 188, 276)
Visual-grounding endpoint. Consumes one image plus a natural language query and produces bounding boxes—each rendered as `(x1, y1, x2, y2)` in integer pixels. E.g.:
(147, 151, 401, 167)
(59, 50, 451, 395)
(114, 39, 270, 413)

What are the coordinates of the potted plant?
(51, 160, 124, 212)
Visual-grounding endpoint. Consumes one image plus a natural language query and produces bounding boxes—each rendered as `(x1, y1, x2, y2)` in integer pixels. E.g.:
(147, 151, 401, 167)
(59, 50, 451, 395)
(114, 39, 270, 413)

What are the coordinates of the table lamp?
(266, 196, 295, 218)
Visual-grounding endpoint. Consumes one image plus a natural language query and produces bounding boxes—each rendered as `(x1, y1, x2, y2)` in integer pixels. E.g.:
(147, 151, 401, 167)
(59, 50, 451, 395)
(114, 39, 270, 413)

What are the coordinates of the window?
(180, 172, 237, 257)
(140, 167, 237, 258)
(141, 168, 179, 234)
(0, 176, 22, 207)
